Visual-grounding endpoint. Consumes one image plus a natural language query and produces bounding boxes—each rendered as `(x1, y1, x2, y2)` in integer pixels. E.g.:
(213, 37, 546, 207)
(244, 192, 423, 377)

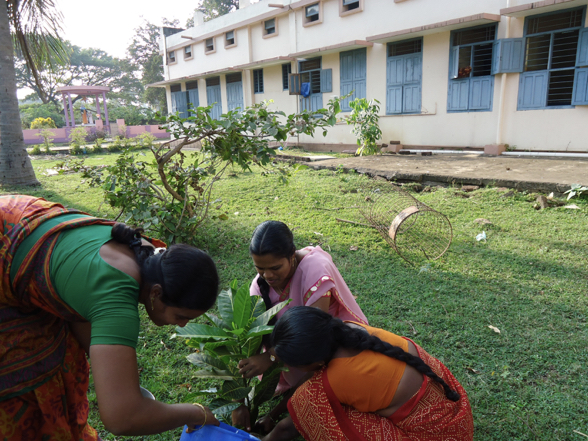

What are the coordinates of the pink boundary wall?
(23, 124, 170, 145)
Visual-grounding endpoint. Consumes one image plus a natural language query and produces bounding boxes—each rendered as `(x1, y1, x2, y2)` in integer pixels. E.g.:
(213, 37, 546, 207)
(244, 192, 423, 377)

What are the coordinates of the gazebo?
(57, 85, 111, 131)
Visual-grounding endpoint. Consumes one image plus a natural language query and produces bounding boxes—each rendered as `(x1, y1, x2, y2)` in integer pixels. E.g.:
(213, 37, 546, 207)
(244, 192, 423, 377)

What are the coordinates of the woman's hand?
(231, 404, 252, 431)
(238, 352, 274, 378)
(254, 414, 277, 434)
(186, 405, 219, 432)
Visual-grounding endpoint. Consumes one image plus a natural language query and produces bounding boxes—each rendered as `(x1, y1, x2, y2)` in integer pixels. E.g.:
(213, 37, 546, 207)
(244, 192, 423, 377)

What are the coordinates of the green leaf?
(250, 295, 266, 320)
(176, 323, 230, 340)
(244, 335, 263, 358)
(190, 369, 235, 380)
(250, 299, 291, 328)
(245, 326, 274, 338)
(217, 288, 234, 327)
(220, 380, 252, 401)
(252, 364, 286, 408)
(186, 352, 230, 374)
(231, 283, 252, 329)
(211, 401, 242, 416)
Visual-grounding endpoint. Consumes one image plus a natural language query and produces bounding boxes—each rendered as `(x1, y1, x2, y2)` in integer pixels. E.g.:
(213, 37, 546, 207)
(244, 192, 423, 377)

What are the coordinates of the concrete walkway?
(303, 153, 588, 194)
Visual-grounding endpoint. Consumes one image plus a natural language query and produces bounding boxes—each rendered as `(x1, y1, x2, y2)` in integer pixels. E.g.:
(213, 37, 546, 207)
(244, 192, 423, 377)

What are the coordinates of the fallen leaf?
(474, 218, 492, 225)
(466, 367, 480, 374)
(564, 204, 580, 209)
(349, 246, 359, 251)
(488, 325, 501, 334)
(547, 192, 554, 200)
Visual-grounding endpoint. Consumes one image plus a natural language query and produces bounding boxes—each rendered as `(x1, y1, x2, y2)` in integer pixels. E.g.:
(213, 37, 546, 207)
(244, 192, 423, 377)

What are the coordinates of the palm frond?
(7, 0, 70, 101)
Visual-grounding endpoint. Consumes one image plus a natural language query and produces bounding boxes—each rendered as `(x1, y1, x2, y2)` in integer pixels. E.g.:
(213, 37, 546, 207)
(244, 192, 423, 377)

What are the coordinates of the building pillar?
(62, 94, 70, 127)
(67, 93, 75, 127)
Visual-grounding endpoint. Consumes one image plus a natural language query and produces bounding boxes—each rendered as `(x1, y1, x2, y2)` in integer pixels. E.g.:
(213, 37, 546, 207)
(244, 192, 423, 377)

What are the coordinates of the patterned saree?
(0, 195, 117, 440)
(288, 339, 474, 441)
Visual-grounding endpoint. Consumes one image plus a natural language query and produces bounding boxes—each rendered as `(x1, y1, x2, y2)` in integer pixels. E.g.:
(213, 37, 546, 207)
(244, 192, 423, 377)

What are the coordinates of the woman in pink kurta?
(233, 220, 367, 434)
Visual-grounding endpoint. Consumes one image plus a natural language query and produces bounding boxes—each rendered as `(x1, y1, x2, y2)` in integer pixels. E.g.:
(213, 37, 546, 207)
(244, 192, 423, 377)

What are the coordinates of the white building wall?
(158, 0, 588, 153)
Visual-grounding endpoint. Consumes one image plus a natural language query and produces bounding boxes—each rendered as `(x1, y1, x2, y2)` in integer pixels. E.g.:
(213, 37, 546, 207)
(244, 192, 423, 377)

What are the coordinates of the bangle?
(192, 403, 207, 430)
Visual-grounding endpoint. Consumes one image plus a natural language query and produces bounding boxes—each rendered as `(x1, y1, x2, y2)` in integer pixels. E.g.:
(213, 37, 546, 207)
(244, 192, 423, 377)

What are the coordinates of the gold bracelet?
(192, 403, 207, 430)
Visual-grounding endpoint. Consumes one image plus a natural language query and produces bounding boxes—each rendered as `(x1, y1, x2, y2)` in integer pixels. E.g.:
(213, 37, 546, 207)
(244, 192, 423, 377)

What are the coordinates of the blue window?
(186, 81, 199, 114)
(282, 63, 292, 90)
(448, 25, 496, 112)
(340, 48, 367, 112)
(170, 84, 188, 118)
(253, 69, 264, 94)
(226, 73, 244, 111)
(518, 7, 587, 109)
(299, 57, 323, 111)
(386, 38, 422, 114)
(206, 77, 222, 119)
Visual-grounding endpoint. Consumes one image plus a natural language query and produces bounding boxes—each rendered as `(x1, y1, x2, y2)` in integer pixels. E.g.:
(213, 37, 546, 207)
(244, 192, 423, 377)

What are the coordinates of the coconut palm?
(0, 0, 66, 185)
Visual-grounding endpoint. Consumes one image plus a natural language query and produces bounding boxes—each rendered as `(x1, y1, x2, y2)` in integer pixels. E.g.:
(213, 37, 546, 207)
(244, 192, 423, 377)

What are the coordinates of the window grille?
(388, 39, 422, 57)
(265, 19, 276, 35)
(306, 4, 319, 21)
(282, 63, 292, 90)
(205, 38, 214, 52)
(206, 77, 220, 87)
(300, 58, 321, 72)
(186, 81, 198, 90)
(170, 84, 181, 93)
(226, 31, 235, 46)
(226, 73, 242, 84)
(527, 9, 583, 35)
(452, 26, 496, 46)
(522, 8, 584, 108)
(253, 69, 264, 93)
(184, 46, 192, 58)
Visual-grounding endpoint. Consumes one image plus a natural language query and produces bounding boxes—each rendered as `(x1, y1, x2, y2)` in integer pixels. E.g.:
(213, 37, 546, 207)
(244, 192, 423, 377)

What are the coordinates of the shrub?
(92, 138, 104, 154)
(30, 145, 42, 155)
(30, 117, 57, 130)
(136, 131, 157, 149)
(347, 98, 382, 156)
(20, 103, 64, 129)
(69, 127, 89, 155)
(37, 129, 56, 155)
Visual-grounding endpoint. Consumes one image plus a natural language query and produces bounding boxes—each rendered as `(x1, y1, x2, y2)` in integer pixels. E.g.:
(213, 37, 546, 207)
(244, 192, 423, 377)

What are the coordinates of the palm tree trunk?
(0, 0, 39, 186)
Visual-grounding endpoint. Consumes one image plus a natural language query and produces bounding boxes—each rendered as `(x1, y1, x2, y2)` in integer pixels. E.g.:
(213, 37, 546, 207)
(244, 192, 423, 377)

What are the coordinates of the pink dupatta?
(250, 246, 368, 391)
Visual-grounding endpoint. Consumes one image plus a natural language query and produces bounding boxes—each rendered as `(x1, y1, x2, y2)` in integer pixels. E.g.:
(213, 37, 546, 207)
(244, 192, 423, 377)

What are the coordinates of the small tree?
(347, 98, 382, 156)
(37, 128, 56, 154)
(81, 99, 341, 243)
(69, 127, 88, 155)
(176, 281, 289, 427)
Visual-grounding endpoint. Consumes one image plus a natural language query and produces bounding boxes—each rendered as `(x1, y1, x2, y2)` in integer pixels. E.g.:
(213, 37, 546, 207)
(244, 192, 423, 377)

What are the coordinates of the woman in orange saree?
(0, 195, 220, 440)
(267, 307, 474, 441)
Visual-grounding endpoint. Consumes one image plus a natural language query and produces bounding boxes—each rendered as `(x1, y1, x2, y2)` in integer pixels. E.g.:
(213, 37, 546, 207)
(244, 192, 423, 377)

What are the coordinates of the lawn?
(3, 151, 587, 441)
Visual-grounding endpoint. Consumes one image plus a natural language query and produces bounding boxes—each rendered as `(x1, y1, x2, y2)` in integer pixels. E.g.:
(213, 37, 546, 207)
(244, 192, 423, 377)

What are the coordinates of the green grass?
(2, 154, 587, 441)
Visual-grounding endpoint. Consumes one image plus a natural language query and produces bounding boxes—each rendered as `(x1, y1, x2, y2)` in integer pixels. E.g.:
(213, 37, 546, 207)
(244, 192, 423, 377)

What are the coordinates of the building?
(152, 0, 588, 153)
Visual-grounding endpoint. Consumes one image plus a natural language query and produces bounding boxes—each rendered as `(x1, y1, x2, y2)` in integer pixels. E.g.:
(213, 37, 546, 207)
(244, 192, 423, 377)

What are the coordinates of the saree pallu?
(288, 340, 474, 441)
(0, 195, 117, 440)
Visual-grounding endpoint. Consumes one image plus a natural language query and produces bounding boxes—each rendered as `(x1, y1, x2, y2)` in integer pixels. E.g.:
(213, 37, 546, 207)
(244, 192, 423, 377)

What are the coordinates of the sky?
(55, 0, 197, 58)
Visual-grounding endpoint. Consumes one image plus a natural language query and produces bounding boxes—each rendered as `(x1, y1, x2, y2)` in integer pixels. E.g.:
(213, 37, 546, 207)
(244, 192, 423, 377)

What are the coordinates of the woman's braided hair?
(111, 223, 219, 311)
(271, 306, 460, 402)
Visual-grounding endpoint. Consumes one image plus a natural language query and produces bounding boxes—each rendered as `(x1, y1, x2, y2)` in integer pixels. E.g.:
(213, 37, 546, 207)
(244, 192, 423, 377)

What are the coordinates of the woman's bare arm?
(90, 344, 218, 436)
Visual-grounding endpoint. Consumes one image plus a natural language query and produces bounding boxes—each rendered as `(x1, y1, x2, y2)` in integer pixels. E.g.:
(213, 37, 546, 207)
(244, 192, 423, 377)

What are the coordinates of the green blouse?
(11, 215, 141, 348)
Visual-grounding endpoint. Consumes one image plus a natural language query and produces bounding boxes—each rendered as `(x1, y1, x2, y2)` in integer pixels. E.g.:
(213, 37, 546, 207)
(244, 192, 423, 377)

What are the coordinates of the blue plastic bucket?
(179, 422, 261, 441)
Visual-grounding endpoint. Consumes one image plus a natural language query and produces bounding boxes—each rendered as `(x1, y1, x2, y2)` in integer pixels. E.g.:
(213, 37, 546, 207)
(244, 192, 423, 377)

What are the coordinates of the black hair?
(249, 221, 296, 313)
(112, 223, 219, 311)
(271, 307, 461, 402)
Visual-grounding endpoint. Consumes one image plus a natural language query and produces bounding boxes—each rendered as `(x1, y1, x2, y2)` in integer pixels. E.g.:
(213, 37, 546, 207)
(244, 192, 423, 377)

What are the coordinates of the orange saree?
(287, 339, 474, 441)
(0, 195, 116, 440)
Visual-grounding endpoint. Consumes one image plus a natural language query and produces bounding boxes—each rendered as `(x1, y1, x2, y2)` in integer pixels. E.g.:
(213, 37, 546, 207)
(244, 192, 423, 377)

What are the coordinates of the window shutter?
(518, 71, 548, 110)
(492, 39, 525, 74)
(450, 47, 460, 79)
(469, 77, 493, 110)
(310, 94, 323, 112)
(289, 73, 301, 95)
(175, 92, 188, 118)
(340, 52, 354, 111)
(447, 79, 469, 111)
(188, 90, 199, 111)
(577, 28, 588, 67)
(320, 69, 332, 93)
(403, 85, 421, 113)
(404, 54, 422, 84)
(170, 93, 177, 114)
(572, 67, 588, 105)
(386, 86, 403, 114)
